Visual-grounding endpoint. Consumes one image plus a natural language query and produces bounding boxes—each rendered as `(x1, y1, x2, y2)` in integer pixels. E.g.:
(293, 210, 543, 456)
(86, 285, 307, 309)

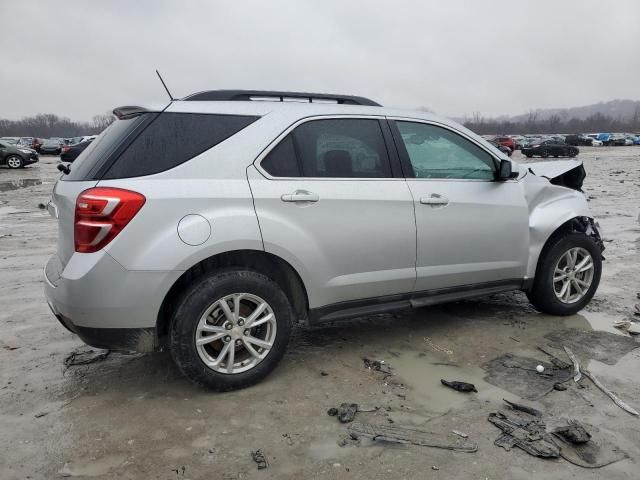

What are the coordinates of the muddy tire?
(527, 233, 602, 315)
(6, 155, 24, 169)
(169, 269, 293, 391)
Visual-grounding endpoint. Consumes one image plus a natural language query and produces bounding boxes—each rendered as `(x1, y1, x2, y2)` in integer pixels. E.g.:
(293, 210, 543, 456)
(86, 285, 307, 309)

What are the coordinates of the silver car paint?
(44, 100, 597, 342)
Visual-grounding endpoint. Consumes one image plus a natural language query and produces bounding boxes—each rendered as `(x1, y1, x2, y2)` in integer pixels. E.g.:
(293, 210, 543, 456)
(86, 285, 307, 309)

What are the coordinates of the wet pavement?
(1, 149, 639, 479)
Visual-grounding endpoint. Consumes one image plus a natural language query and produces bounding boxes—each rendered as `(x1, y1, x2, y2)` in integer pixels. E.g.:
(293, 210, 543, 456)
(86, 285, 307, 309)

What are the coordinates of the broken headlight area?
(526, 160, 586, 192)
(571, 216, 605, 255)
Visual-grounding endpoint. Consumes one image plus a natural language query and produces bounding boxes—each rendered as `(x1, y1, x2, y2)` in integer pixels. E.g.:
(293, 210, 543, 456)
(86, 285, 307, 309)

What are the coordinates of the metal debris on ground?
(348, 422, 478, 452)
(502, 399, 542, 417)
(328, 403, 358, 423)
(563, 346, 582, 382)
(251, 449, 268, 469)
(64, 347, 110, 368)
(363, 357, 392, 374)
(553, 382, 568, 391)
(451, 430, 468, 438)
(488, 410, 559, 458)
(440, 379, 477, 393)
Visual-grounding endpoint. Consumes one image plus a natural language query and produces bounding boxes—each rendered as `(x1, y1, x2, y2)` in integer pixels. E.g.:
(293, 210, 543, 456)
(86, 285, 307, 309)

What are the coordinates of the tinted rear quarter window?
(64, 113, 259, 180)
(103, 113, 259, 179)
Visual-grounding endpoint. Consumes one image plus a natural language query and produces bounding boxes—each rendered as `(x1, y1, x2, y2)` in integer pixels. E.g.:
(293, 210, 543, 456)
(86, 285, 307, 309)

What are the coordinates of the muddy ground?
(1, 147, 639, 479)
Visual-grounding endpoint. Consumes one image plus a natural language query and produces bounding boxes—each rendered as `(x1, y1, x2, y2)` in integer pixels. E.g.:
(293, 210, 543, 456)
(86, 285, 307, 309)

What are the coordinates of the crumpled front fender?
(523, 172, 594, 279)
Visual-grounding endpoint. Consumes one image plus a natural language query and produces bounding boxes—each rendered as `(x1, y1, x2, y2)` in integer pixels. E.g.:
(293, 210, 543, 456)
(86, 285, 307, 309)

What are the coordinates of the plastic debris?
(348, 422, 477, 452)
(363, 358, 392, 374)
(488, 410, 559, 458)
(553, 422, 591, 444)
(440, 379, 477, 393)
(251, 449, 268, 469)
(502, 399, 542, 417)
(328, 403, 358, 423)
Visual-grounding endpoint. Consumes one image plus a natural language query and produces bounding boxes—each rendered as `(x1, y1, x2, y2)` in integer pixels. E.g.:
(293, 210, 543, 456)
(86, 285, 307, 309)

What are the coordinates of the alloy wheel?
(195, 293, 277, 374)
(553, 247, 595, 304)
(7, 156, 22, 169)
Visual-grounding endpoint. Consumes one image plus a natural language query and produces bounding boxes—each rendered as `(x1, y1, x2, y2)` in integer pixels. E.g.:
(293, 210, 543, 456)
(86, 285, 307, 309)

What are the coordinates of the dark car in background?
(521, 139, 579, 158)
(40, 138, 64, 155)
(0, 140, 39, 169)
(60, 139, 93, 162)
(564, 134, 595, 146)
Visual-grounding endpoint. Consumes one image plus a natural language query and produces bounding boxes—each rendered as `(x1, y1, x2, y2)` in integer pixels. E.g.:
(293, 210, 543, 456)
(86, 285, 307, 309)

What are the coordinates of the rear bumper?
(44, 252, 182, 352)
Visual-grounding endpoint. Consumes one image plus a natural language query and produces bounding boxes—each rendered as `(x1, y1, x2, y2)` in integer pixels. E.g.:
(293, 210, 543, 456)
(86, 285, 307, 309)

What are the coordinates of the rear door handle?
(281, 190, 319, 203)
(420, 194, 449, 206)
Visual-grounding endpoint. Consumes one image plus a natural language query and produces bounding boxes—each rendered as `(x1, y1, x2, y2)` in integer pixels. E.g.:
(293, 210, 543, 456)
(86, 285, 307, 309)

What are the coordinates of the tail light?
(62, 146, 70, 153)
(75, 188, 145, 253)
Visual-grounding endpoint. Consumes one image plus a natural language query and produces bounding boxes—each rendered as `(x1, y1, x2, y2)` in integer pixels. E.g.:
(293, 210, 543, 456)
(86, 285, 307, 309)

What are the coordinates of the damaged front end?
(521, 158, 604, 279)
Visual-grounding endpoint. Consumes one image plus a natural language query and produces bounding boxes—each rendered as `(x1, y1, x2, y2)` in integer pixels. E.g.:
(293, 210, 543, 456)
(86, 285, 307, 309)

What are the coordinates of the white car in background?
(590, 138, 603, 147)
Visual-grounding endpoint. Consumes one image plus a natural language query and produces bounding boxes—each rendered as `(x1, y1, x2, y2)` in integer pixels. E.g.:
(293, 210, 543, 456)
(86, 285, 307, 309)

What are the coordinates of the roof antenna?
(155, 69, 174, 101)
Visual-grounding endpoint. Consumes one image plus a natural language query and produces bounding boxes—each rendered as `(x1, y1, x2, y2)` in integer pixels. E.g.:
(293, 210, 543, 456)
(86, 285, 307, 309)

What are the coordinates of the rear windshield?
(64, 112, 259, 181)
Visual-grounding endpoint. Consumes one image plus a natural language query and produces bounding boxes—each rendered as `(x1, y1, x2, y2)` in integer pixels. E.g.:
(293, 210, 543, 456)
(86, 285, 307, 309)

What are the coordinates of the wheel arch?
(156, 249, 309, 344)
(525, 216, 603, 290)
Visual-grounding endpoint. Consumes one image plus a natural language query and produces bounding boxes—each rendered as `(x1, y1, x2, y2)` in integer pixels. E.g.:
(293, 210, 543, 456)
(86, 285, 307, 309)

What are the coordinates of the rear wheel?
(541, 150, 549, 158)
(170, 269, 293, 390)
(6, 155, 24, 169)
(569, 150, 577, 157)
(527, 233, 602, 315)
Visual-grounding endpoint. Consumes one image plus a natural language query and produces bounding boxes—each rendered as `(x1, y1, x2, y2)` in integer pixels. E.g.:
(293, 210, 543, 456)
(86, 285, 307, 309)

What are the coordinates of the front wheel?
(6, 155, 24, 169)
(170, 269, 293, 391)
(527, 233, 602, 315)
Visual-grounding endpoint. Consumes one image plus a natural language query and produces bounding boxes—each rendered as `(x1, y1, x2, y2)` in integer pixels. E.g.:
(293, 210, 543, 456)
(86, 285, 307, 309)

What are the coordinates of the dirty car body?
(44, 90, 604, 390)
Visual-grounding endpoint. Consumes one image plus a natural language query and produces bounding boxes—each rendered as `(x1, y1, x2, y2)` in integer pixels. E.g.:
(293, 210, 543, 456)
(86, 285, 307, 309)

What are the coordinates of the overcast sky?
(1, 0, 638, 121)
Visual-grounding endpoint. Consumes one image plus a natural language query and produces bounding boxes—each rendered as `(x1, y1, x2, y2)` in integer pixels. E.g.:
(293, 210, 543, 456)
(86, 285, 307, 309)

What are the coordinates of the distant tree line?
(463, 108, 640, 135)
(0, 113, 114, 138)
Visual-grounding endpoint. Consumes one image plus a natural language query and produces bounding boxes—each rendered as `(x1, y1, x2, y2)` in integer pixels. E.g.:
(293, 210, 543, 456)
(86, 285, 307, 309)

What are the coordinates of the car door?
(389, 119, 529, 293)
(248, 116, 417, 311)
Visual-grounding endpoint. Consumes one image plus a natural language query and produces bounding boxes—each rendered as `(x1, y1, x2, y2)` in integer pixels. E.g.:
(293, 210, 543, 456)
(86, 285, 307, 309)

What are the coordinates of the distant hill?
(506, 99, 640, 122)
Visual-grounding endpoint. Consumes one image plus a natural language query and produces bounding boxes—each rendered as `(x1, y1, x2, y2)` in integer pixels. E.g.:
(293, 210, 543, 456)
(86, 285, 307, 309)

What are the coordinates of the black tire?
(569, 150, 577, 157)
(541, 150, 549, 158)
(169, 269, 293, 391)
(525, 153, 533, 158)
(6, 155, 24, 169)
(527, 233, 602, 315)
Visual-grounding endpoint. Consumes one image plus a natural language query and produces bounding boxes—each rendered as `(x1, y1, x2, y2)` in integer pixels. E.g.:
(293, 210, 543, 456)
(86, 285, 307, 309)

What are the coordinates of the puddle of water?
(0, 178, 42, 192)
(391, 351, 520, 414)
(573, 311, 627, 335)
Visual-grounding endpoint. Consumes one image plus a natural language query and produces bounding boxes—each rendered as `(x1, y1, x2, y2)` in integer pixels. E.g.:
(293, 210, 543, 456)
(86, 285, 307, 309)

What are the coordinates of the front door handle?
(420, 194, 449, 206)
(281, 190, 319, 203)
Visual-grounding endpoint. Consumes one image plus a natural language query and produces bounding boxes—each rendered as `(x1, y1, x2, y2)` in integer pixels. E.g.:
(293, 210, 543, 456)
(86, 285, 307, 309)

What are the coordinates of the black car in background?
(0, 140, 39, 169)
(564, 134, 593, 146)
(40, 138, 64, 155)
(521, 139, 578, 158)
(60, 139, 93, 162)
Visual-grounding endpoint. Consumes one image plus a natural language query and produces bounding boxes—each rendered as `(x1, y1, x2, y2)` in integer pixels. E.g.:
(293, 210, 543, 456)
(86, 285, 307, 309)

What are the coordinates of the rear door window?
(261, 118, 392, 178)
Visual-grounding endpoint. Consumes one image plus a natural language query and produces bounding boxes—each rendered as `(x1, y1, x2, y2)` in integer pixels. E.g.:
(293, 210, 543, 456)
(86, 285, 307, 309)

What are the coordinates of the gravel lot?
(1, 147, 639, 479)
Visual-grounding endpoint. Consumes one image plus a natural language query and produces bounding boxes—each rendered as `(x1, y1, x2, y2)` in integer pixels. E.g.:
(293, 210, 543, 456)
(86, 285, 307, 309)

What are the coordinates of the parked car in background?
(596, 133, 612, 145)
(565, 134, 595, 146)
(489, 140, 512, 156)
(0, 140, 39, 169)
(60, 139, 93, 162)
(493, 136, 515, 152)
(590, 138, 603, 146)
(0, 137, 20, 145)
(44, 90, 603, 390)
(633, 136, 640, 145)
(521, 139, 579, 158)
(40, 138, 64, 155)
(608, 134, 627, 146)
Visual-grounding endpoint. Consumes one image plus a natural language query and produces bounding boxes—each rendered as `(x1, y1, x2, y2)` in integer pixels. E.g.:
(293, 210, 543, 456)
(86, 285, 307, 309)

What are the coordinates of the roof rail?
(181, 90, 381, 107)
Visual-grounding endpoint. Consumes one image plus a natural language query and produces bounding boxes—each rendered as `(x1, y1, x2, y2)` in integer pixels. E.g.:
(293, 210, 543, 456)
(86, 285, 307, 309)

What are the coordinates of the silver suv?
(44, 90, 604, 390)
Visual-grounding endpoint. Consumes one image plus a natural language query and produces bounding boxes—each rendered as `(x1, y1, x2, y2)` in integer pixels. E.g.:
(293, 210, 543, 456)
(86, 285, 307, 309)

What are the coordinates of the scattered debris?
(251, 449, 268, 469)
(627, 323, 640, 335)
(488, 410, 559, 458)
(424, 337, 453, 355)
(431, 466, 439, 471)
(483, 354, 571, 400)
(320, 370, 328, 376)
(551, 423, 628, 468)
(634, 304, 640, 316)
(37, 203, 46, 209)
(502, 399, 542, 417)
(553, 382, 568, 391)
(440, 379, 477, 393)
(451, 430, 468, 438)
(563, 346, 582, 382)
(363, 357, 392, 374)
(357, 405, 378, 412)
(64, 347, 110, 368)
(328, 403, 358, 423)
(348, 422, 477, 452)
(338, 434, 361, 447)
(580, 369, 639, 416)
(2, 345, 20, 351)
(552, 421, 591, 444)
(536, 345, 571, 370)
(536, 365, 545, 373)
(509, 336, 521, 343)
(34, 411, 49, 418)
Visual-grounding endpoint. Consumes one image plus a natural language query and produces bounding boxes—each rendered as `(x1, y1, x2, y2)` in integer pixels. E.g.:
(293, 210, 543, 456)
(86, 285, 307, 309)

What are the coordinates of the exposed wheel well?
(156, 250, 309, 344)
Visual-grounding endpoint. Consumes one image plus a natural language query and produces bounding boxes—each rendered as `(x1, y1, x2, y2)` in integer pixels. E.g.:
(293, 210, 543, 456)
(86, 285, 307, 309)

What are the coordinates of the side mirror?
(498, 159, 518, 180)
